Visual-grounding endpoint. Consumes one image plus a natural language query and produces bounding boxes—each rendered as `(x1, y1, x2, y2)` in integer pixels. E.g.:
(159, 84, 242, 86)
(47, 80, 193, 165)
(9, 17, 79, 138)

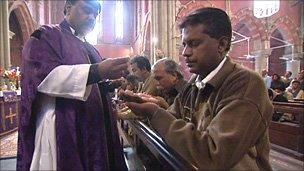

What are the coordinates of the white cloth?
(30, 64, 91, 171)
(195, 57, 227, 90)
(69, 26, 85, 42)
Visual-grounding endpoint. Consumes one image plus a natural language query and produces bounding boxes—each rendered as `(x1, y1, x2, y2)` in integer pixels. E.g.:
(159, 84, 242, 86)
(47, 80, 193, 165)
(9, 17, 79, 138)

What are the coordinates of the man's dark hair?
(125, 75, 140, 86)
(179, 7, 232, 51)
(130, 56, 151, 72)
(154, 58, 184, 80)
(292, 80, 300, 84)
(64, 0, 101, 15)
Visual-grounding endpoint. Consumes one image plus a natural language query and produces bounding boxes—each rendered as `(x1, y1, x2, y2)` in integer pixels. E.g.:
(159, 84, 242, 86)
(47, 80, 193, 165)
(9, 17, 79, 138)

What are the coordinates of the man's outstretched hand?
(119, 90, 160, 118)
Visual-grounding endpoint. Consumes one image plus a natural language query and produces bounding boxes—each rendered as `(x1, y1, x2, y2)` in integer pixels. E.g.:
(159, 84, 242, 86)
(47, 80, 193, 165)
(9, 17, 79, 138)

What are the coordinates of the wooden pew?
(120, 119, 197, 171)
(269, 101, 304, 161)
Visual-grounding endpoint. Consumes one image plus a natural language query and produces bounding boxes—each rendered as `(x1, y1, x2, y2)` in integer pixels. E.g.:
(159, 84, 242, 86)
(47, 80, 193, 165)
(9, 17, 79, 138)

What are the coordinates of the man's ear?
(218, 36, 230, 54)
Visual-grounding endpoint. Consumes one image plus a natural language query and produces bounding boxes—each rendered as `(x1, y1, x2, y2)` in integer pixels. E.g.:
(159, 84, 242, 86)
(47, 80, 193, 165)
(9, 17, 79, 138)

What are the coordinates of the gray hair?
(153, 58, 184, 79)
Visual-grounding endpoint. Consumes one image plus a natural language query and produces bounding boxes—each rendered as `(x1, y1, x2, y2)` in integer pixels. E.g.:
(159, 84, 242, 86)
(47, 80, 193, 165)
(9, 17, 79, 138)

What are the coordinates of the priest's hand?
(98, 57, 129, 79)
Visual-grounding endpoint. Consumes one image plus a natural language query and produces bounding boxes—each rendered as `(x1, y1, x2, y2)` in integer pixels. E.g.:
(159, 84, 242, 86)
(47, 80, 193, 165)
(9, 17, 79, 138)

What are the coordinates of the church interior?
(0, 0, 303, 170)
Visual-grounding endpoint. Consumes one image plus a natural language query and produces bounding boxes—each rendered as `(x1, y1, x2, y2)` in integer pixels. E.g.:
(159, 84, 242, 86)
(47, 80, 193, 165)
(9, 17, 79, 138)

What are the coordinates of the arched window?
(115, 0, 124, 40)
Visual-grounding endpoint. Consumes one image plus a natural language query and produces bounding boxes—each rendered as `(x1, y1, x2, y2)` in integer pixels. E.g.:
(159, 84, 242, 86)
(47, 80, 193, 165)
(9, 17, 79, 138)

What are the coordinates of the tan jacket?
(150, 58, 273, 170)
(137, 74, 158, 96)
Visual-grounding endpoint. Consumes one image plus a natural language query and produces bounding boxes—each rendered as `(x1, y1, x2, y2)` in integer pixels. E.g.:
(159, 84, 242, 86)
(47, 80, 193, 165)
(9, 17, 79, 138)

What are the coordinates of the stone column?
(159, 0, 168, 57)
(286, 52, 302, 79)
(150, 0, 159, 63)
(254, 49, 272, 74)
(168, 0, 178, 61)
(255, 40, 271, 74)
(0, 0, 10, 69)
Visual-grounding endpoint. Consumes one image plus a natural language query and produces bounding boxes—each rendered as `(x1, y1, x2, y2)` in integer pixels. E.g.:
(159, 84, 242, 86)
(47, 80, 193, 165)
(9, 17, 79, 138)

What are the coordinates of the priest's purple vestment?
(17, 20, 127, 170)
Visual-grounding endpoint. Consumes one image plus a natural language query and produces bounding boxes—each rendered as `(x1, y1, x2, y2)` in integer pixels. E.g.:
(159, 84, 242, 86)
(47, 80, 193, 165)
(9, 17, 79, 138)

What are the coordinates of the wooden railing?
(122, 120, 197, 171)
(269, 101, 304, 160)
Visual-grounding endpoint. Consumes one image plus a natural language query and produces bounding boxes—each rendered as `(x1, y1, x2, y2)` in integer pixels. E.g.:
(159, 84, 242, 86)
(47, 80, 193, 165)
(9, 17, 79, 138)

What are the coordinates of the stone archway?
(230, 8, 266, 70)
(268, 29, 288, 76)
(231, 8, 265, 41)
(176, 0, 215, 22)
(270, 16, 301, 51)
(268, 16, 301, 76)
(9, 0, 35, 44)
(9, 11, 23, 67)
(8, 1, 34, 67)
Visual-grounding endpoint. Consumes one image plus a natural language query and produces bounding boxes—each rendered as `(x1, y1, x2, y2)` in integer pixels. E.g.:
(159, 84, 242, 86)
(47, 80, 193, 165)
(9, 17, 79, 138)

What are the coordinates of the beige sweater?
(150, 58, 273, 170)
(137, 74, 158, 96)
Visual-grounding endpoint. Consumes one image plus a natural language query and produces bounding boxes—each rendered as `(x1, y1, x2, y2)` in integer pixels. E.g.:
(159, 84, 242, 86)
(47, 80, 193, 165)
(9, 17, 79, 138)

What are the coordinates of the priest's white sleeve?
(37, 64, 92, 101)
(30, 64, 93, 171)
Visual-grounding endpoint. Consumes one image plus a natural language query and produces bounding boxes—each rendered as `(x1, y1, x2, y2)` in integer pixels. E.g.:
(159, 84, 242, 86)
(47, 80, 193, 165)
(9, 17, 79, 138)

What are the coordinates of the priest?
(17, 0, 128, 170)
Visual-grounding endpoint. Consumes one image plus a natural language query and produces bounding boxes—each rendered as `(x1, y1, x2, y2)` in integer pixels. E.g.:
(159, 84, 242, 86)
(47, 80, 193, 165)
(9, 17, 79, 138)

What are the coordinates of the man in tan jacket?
(122, 7, 273, 170)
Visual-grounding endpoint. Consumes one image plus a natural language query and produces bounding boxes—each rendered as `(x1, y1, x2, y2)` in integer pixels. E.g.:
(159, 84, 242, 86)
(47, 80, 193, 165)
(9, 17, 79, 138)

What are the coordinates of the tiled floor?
(270, 150, 303, 170)
(1, 149, 303, 171)
(0, 157, 16, 171)
(0, 148, 146, 171)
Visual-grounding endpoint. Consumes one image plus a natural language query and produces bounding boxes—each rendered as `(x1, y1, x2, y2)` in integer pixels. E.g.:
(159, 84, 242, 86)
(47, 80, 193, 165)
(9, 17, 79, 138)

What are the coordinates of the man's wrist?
(149, 106, 162, 119)
(87, 64, 102, 85)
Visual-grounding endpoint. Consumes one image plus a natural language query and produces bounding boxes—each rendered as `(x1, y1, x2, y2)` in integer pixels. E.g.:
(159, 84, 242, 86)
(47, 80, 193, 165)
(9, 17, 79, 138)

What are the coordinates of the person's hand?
(98, 57, 129, 80)
(118, 90, 160, 118)
(154, 96, 169, 109)
(109, 77, 125, 88)
(117, 106, 141, 120)
(137, 94, 169, 109)
(125, 101, 159, 118)
(119, 90, 145, 103)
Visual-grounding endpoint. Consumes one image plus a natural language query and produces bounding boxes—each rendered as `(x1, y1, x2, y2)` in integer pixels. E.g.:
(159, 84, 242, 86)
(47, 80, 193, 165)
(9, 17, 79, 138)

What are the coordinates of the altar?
(0, 91, 21, 137)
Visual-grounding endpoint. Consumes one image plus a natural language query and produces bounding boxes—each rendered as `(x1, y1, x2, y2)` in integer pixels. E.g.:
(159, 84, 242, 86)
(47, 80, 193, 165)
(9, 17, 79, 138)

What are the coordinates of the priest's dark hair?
(179, 7, 232, 52)
(64, 0, 101, 15)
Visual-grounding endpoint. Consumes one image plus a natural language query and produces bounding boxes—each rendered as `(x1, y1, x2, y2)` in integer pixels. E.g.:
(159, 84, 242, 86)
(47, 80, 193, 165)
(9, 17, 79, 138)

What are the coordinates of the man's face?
(273, 75, 279, 80)
(65, 1, 100, 36)
(181, 24, 225, 77)
(285, 72, 291, 78)
(292, 82, 300, 90)
(298, 72, 304, 80)
(274, 89, 283, 95)
(130, 63, 146, 81)
(153, 64, 177, 91)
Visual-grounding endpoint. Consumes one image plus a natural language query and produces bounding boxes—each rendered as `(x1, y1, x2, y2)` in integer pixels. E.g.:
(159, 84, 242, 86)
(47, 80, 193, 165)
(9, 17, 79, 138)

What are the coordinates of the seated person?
(129, 55, 158, 95)
(123, 74, 140, 92)
(268, 89, 284, 121)
(126, 59, 188, 109)
(270, 73, 285, 90)
(120, 8, 273, 170)
(153, 58, 187, 108)
(287, 80, 304, 100)
(273, 86, 292, 102)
